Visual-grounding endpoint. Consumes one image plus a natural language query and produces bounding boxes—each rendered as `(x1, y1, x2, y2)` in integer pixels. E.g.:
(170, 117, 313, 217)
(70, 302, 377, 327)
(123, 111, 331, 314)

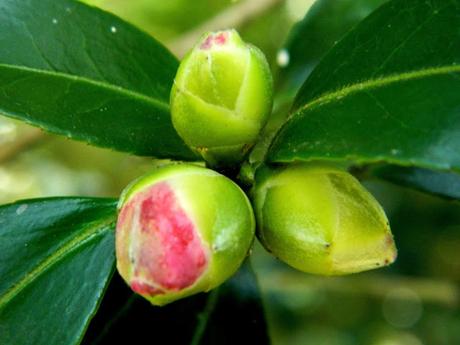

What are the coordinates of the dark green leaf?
(276, 0, 386, 100)
(373, 165, 460, 200)
(0, 0, 196, 159)
(268, 0, 460, 172)
(82, 260, 270, 345)
(248, 0, 386, 171)
(0, 198, 117, 345)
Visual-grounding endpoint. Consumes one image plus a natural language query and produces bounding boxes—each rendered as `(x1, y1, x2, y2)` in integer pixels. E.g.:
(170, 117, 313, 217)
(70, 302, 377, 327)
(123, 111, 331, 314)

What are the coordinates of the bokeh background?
(1, 1, 459, 344)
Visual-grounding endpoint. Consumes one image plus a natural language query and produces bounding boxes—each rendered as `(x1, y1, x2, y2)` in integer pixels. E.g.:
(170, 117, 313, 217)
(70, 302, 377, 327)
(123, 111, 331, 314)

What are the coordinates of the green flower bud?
(170, 29, 273, 166)
(116, 164, 255, 305)
(252, 164, 397, 275)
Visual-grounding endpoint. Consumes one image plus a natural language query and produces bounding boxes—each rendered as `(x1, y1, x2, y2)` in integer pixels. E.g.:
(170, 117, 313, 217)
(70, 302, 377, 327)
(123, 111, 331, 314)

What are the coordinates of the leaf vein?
(294, 64, 460, 117)
(0, 63, 170, 112)
(0, 216, 115, 310)
(371, 3, 449, 78)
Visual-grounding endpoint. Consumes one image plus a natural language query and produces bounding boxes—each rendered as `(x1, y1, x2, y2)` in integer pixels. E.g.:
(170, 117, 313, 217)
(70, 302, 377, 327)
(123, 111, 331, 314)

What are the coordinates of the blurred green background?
(0, 1, 459, 344)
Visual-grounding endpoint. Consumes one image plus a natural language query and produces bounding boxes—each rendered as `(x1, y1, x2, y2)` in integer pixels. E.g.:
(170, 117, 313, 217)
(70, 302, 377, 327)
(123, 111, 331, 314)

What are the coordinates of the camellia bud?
(170, 29, 273, 166)
(252, 164, 397, 275)
(116, 164, 255, 305)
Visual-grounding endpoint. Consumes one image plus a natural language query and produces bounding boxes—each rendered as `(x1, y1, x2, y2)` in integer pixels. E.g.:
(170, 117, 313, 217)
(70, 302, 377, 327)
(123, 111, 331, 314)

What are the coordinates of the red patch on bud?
(214, 32, 227, 45)
(200, 32, 228, 49)
(117, 182, 208, 296)
(131, 280, 163, 296)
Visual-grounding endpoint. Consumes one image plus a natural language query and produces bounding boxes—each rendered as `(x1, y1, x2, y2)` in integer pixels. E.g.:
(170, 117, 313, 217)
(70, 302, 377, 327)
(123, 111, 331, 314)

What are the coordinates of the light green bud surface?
(170, 29, 273, 166)
(116, 163, 255, 305)
(252, 164, 397, 275)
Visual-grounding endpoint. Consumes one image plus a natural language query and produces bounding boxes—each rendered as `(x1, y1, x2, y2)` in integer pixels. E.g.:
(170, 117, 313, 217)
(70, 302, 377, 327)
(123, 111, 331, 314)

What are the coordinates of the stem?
(0, 128, 47, 164)
(190, 288, 220, 345)
(169, 0, 285, 57)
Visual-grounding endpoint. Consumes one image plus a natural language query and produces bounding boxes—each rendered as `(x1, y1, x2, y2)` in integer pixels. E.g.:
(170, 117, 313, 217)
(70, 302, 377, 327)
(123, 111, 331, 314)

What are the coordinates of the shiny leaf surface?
(276, 0, 386, 100)
(0, 198, 117, 345)
(0, 0, 195, 159)
(249, 0, 387, 171)
(269, 0, 460, 173)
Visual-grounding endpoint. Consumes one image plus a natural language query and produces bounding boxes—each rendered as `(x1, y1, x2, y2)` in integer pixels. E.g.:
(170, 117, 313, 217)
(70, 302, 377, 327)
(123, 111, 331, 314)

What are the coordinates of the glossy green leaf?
(82, 260, 270, 345)
(276, 0, 386, 100)
(248, 0, 386, 171)
(374, 165, 460, 200)
(0, 198, 117, 345)
(0, 0, 196, 159)
(268, 0, 460, 172)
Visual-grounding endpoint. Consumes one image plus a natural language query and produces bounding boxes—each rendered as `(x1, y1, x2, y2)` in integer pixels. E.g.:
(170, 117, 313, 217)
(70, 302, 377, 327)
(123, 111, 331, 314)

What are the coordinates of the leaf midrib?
(0, 63, 170, 112)
(292, 64, 460, 117)
(0, 215, 115, 310)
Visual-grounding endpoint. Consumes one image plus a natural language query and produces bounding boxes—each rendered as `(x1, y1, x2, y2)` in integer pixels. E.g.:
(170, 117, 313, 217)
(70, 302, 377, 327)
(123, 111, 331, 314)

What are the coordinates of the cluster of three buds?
(116, 30, 396, 306)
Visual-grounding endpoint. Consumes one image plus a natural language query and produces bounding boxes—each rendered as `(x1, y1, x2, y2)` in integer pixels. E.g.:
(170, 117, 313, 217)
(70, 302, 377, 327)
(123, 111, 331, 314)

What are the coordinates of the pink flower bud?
(116, 164, 255, 305)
